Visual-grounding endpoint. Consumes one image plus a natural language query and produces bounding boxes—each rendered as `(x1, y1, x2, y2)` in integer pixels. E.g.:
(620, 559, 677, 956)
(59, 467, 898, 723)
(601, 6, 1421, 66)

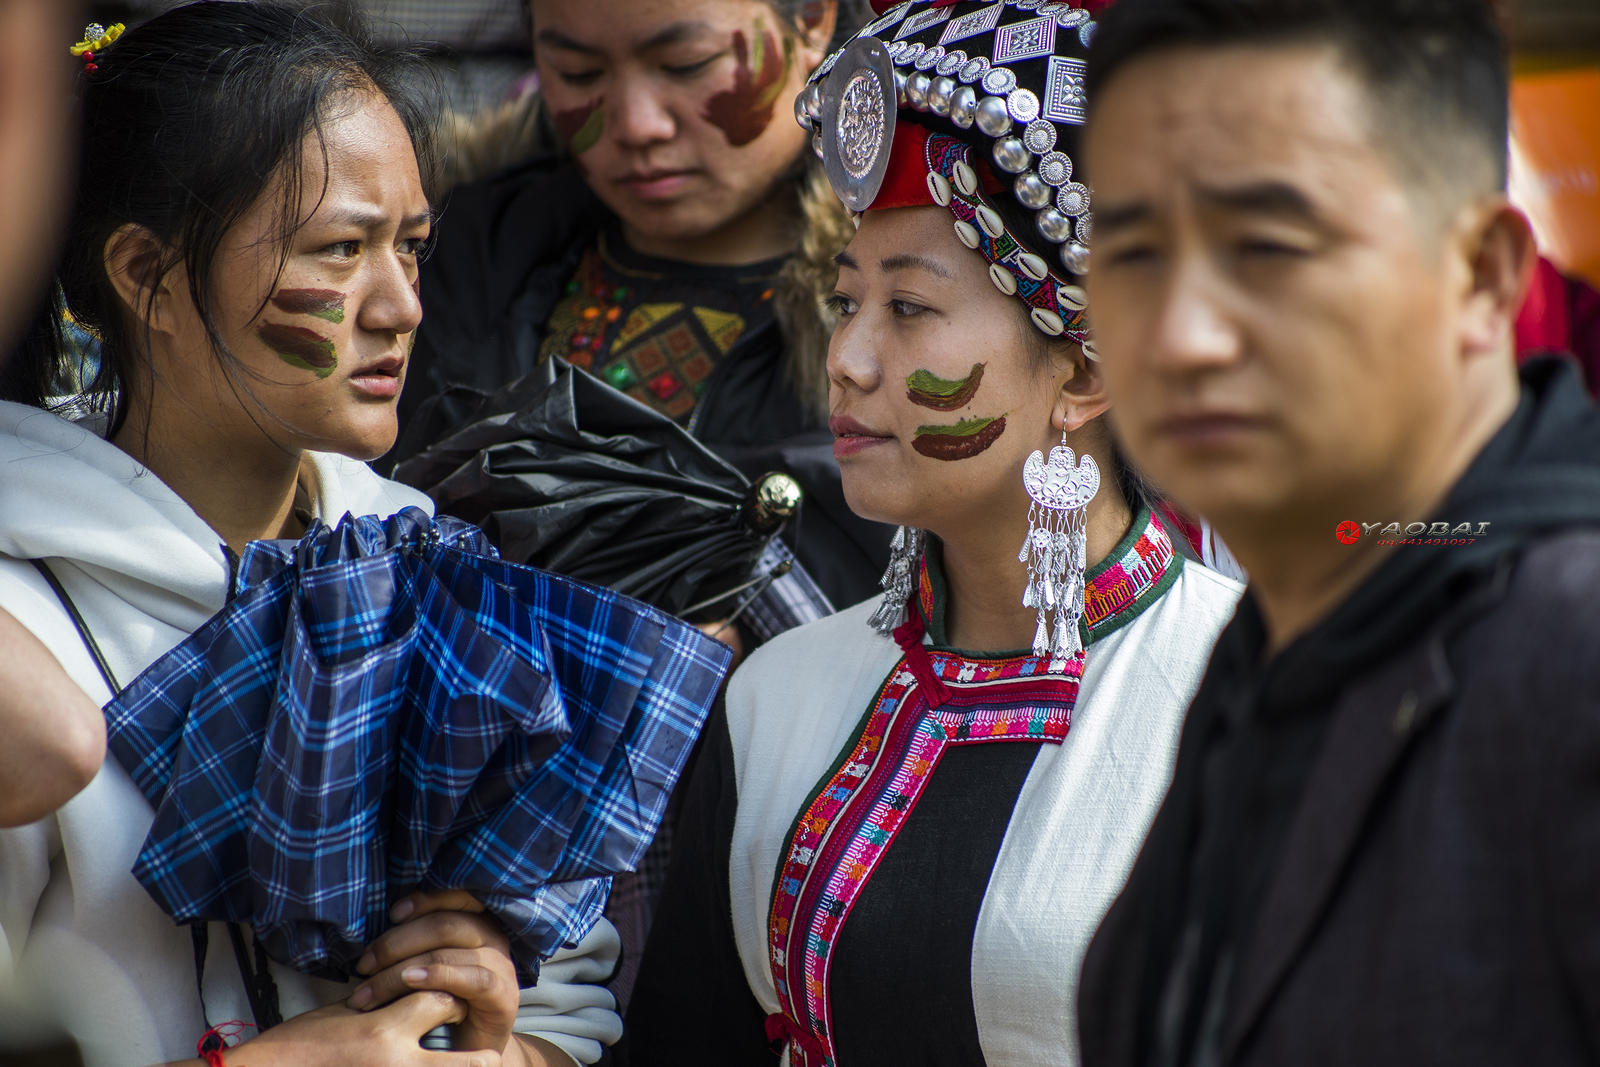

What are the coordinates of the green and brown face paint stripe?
(258, 323, 337, 378)
(912, 414, 1007, 460)
(271, 288, 345, 324)
(906, 363, 985, 411)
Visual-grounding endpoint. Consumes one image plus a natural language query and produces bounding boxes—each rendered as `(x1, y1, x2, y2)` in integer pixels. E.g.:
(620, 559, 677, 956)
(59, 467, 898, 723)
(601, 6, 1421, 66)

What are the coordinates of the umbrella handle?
(420, 1025, 454, 1050)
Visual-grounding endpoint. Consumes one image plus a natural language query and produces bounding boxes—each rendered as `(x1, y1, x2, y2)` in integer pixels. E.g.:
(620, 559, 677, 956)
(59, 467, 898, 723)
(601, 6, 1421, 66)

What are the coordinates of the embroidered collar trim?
(918, 505, 1181, 651)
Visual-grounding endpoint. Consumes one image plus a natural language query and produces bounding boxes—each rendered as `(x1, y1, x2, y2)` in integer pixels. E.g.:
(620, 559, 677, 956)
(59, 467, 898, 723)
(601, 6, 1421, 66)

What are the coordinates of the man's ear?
(795, 1, 838, 68)
(1456, 196, 1538, 361)
(102, 223, 179, 338)
(1053, 339, 1112, 433)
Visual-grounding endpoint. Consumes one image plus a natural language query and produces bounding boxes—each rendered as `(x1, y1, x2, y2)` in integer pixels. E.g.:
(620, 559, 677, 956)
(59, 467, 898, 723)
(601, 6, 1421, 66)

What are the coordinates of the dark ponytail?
(1, 1, 439, 433)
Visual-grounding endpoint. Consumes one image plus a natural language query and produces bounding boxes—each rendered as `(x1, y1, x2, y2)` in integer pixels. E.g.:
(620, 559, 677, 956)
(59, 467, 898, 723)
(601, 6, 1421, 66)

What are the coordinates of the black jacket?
(396, 156, 893, 609)
(1079, 359, 1600, 1067)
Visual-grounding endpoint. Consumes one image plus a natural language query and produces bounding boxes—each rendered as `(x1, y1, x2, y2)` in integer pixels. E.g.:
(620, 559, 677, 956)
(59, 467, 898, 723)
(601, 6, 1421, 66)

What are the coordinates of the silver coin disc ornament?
(819, 36, 899, 212)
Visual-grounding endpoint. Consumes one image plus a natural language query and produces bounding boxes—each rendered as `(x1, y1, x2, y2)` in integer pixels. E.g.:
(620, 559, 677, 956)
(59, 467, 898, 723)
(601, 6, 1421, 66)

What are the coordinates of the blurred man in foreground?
(1078, 0, 1600, 1064)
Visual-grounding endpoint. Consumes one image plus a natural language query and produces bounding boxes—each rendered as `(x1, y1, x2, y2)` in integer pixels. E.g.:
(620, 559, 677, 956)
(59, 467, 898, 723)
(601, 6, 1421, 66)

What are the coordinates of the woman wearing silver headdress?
(627, 3, 1242, 1063)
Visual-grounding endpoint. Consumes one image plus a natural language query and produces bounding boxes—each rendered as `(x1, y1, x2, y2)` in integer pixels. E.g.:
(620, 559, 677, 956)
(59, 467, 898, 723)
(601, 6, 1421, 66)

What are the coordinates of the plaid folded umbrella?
(103, 508, 730, 982)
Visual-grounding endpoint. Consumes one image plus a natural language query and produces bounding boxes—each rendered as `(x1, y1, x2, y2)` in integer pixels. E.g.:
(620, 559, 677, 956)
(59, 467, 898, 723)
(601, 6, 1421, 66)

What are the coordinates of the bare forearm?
(512, 1033, 579, 1067)
(0, 605, 105, 826)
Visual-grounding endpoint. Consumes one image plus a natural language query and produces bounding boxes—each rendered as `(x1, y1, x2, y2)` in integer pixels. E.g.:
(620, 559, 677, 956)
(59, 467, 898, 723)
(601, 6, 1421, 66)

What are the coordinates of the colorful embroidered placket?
(765, 512, 1180, 1064)
(768, 652, 1081, 1066)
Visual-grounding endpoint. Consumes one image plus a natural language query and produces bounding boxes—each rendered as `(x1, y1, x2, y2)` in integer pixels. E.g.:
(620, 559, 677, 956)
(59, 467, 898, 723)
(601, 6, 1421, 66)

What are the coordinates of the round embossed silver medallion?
(960, 56, 990, 83)
(1008, 88, 1040, 123)
(937, 49, 967, 77)
(1037, 151, 1073, 186)
(838, 71, 887, 178)
(981, 66, 1017, 95)
(821, 37, 898, 211)
(1023, 119, 1057, 154)
(915, 44, 944, 70)
(1055, 182, 1091, 216)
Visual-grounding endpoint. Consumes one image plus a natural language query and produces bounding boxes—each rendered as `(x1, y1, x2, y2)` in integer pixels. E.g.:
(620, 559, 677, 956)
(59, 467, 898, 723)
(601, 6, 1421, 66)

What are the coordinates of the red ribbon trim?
(766, 1012, 828, 1060)
(891, 609, 953, 709)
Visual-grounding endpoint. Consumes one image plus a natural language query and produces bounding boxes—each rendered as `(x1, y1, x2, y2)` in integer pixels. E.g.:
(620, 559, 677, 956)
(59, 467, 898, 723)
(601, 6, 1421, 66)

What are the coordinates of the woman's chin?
(839, 471, 923, 531)
(311, 415, 397, 463)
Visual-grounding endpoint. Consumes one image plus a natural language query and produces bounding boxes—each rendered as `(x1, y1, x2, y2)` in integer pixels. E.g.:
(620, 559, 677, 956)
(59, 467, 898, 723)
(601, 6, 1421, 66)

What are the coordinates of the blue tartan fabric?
(103, 508, 730, 983)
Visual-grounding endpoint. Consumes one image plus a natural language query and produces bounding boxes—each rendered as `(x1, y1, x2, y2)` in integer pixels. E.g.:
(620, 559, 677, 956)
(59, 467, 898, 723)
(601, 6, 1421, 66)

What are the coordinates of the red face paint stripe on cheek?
(271, 288, 346, 324)
(258, 322, 337, 378)
(703, 27, 794, 147)
(912, 415, 1007, 460)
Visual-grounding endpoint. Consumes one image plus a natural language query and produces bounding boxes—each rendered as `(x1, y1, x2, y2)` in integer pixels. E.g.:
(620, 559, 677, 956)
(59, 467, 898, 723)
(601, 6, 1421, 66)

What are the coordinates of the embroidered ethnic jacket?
(628, 511, 1243, 1066)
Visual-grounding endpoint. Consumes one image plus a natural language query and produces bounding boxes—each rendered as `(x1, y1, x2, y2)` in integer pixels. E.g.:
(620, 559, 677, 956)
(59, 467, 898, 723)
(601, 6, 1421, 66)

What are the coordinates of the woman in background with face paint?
(0, 5, 621, 1065)
(626, 5, 1242, 1064)
(392, 0, 895, 613)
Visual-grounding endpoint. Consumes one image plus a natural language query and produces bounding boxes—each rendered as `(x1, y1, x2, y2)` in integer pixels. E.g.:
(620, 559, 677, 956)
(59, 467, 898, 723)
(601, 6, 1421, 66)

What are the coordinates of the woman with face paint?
(0, 6, 621, 1066)
(393, 0, 896, 613)
(626, 4, 1243, 1064)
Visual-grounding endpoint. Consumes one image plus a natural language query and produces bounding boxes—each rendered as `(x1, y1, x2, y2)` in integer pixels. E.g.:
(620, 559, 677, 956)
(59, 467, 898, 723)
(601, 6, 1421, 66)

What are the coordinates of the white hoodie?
(0, 402, 621, 1066)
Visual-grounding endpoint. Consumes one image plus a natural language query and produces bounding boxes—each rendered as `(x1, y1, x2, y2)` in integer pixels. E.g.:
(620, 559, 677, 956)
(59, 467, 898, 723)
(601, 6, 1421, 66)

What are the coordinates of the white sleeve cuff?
(513, 918, 623, 1065)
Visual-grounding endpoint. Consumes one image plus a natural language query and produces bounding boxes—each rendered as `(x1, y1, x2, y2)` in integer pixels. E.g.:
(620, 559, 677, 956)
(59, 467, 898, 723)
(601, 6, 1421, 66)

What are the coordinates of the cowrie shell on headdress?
(1031, 308, 1065, 335)
(1018, 252, 1050, 281)
(927, 171, 952, 206)
(954, 220, 981, 249)
(976, 206, 1005, 239)
(989, 263, 1018, 295)
(953, 160, 979, 197)
(1057, 284, 1088, 311)
(1082, 339, 1101, 362)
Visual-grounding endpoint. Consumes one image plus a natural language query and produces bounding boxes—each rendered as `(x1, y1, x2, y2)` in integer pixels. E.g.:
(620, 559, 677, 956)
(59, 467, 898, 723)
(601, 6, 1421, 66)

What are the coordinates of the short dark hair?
(1, 1, 439, 431)
(1084, 0, 1509, 199)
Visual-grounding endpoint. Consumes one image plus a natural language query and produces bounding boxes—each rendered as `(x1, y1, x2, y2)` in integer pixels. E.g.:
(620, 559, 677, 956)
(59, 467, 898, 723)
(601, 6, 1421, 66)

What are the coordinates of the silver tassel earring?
(1019, 433, 1100, 664)
(869, 525, 926, 635)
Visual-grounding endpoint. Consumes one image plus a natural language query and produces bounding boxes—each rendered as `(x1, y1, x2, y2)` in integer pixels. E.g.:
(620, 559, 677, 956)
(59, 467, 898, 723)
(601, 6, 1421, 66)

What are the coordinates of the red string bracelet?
(197, 1021, 257, 1067)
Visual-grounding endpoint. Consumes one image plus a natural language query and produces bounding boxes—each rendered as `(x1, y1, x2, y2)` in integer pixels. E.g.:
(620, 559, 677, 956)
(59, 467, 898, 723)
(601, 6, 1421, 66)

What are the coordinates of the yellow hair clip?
(70, 22, 124, 72)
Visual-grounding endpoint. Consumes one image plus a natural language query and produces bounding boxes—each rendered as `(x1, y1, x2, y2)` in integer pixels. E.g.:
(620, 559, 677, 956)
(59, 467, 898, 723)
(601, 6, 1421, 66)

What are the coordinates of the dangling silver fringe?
(1018, 442, 1099, 666)
(868, 526, 925, 635)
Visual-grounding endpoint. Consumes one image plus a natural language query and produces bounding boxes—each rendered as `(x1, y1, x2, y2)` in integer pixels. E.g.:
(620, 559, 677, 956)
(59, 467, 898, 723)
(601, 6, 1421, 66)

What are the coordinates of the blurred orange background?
(1511, 66, 1600, 290)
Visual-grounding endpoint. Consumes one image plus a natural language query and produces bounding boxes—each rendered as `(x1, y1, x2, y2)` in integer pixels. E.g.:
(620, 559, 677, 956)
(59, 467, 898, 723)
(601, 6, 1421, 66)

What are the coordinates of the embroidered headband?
(71, 22, 125, 73)
(796, 0, 1105, 351)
